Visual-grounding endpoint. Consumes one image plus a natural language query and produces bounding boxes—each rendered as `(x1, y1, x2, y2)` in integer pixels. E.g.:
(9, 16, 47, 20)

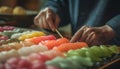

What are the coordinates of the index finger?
(70, 26, 88, 42)
(46, 10, 56, 31)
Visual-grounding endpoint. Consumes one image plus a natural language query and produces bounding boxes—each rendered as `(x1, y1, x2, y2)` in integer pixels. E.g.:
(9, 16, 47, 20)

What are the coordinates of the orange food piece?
(41, 38, 69, 49)
(54, 42, 88, 52)
(25, 35, 56, 44)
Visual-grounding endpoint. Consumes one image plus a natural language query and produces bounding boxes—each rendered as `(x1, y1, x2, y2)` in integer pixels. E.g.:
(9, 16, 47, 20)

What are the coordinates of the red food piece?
(46, 65, 60, 69)
(0, 63, 5, 69)
(0, 27, 4, 32)
(31, 60, 46, 69)
(4, 58, 32, 69)
(4, 58, 20, 69)
(40, 50, 64, 59)
(28, 53, 50, 62)
(41, 38, 69, 49)
(3, 26, 14, 30)
(0, 36, 8, 40)
(18, 59, 31, 68)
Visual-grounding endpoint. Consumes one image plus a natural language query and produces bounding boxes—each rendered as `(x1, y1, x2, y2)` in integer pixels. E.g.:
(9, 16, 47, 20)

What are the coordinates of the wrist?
(100, 25, 116, 41)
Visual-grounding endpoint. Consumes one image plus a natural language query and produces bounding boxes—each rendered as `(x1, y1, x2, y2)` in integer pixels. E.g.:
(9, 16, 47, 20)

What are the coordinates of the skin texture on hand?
(70, 25, 116, 46)
(34, 8, 60, 31)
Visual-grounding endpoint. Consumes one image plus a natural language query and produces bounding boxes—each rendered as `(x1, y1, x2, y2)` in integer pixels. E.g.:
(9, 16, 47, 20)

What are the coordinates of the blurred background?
(0, 0, 48, 11)
(0, 0, 48, 28)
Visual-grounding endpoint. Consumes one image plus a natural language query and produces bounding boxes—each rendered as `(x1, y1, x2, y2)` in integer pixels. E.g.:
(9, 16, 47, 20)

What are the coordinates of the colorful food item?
(41, 38, 69, 49)
(2, 54, 58, 69)
(0, 35, 8, 40)
(0, 44, 48, 62)
(3, 58, 32, 69)
(18, 44, 48, 56)
(25, 35, 56, 44)
(0, 41, 36, 52)
(46, 56, 93, 69)
(0, 49, 19, 62)
(66, 48, 87, 57)
(85, 48, 102, 61)
(28, 53, 50, 63)
(0, 42, 23, 52)
(2, 26, 15, 31)
(18, 31, 45, 41)
(99, 45, 112, 57)
(54, 42, 88, 52)
(19, 41, 35, 46)
(108, 45, 119, 54)
(65, 45, 119, 62)
(0, 26, 15, 32)
(11, 31, 33, 39)
(40, 50, 64, 59)
(89, 46, 103, 57)
(0, 45, 119, 69)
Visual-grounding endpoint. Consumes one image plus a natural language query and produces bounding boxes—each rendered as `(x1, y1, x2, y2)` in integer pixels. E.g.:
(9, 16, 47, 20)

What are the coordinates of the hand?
(34, 8, 60, 31)
(70, 25, 116, 46)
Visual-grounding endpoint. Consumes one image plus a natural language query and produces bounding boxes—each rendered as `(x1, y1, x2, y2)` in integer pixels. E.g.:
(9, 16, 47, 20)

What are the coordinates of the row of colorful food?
(0, 26, 120, 69)
(0, 44, 119, 69)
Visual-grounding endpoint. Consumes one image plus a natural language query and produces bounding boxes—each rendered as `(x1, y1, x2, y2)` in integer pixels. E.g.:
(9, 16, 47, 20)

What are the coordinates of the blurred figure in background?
(34, 0, 120, 46)
(0, 0, 39, 11)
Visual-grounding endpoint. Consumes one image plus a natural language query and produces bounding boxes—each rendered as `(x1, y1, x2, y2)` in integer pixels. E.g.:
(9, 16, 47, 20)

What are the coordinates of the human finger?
(34, 11, 45, 28)
(46, 10, 56, 31)
(34, 14, 40, 26)
(70, 26, 88, 42)
(38, 16, 44, 28)
(42, 14, 49, 29)
(80, 27, 94, 41)
(85, 32, 95, 43)
(87, 33, 96, 46)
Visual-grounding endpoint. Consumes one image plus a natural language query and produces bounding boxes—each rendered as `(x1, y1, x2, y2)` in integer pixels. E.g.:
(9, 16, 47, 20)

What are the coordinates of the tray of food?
(0, 25, 120, 69)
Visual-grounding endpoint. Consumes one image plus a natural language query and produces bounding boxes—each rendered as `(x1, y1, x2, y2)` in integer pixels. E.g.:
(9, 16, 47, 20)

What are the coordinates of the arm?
(106, 15, 120, 39)
(106, 15, 120, 45)
(42, 0, 70, 26)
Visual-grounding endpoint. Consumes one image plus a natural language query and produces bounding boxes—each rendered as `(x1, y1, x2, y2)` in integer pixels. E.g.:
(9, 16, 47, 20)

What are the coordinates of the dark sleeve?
(106, 15, 120, 45)
(106, 15, 120, 38)
(42, 0, 70, 26)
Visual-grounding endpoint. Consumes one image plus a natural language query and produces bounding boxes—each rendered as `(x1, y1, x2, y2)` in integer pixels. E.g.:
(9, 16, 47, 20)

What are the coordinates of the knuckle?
(46, 7, 52, 11)
(46, 7, 50, 10)
(39, 12, 45, 16)
(34, 16, 38, 21)
(46, 15, 52, 21)
(46, 17, 50, 21)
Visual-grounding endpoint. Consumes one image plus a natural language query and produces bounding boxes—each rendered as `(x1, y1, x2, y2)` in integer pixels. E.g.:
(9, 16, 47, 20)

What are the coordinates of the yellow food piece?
(18, 31, 45, 41)
(31, 32, 45, 36)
